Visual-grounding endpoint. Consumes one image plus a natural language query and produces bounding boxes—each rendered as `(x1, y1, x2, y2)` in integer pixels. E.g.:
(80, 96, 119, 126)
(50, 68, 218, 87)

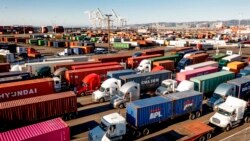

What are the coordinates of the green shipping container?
(219, 59, 229, 68)
(212, 53, 227, 62)
(190, 71, 235, 97)
(113, 43, 131, 49)
(38, 40, 45, 46)
(149, 54, 180, 65)
(29, 39, 38, 45)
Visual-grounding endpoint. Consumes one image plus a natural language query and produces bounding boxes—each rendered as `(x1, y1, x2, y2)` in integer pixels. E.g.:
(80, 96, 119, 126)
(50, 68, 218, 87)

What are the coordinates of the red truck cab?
(75, 73, 100, 96)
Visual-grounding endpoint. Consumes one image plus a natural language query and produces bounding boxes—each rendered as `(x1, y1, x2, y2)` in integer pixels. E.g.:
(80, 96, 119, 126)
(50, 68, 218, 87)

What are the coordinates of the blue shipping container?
(227, 77, 250, 99)
(107, 69, 136, 79)
(126, 96, 173, 128)
(164, 91, 203, 117)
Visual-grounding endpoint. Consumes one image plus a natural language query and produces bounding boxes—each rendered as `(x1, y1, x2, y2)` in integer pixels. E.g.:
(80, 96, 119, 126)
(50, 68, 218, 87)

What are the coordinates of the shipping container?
(227, 61, 247, 73)
(44, 56, 88, 62)
(0, 78, 56, 102)
(176, 66, 218, 82)
(71, 62, 119, 70)
(65, 65, 124, 86)
(153, 60, 174, 71)
(113, 42, 131, 49)
(97, 54, 131, 63)
(143, 49, 165, 56)
(0, 75, 30, 84)
(0, 71, 30, 78)
(185, 61, 218, 71)
(0, 63, 10, 72)
(127, 54, 162, 69)
(0, 92, 77, 129)
(212, 53, 227, 62)
(25, 60, 74, 76)
(107, 69, 137, 79)
(186, 53, 209, 64)
(119, 70, 172, 91)
(227, 77, 250, 99)
(0, 118, 70, 141)
(54, 61, 101, 70)
(126, 90, 202, 128)
(190, 71, 235, 98)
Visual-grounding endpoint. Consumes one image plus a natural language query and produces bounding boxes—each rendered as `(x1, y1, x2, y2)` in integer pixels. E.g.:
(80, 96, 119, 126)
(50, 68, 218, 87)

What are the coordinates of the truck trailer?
(89, 90, 203, 140)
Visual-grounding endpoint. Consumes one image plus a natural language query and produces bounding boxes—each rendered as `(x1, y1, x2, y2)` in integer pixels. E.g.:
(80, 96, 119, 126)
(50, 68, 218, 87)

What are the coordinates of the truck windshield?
(99, 87, 105, 92)
(117, 91, 124, 97)
(99, 121, 108, 131)
(161, 83, 168, 87)
(218, 108, 231, 116)
(213, 93, 222, 99)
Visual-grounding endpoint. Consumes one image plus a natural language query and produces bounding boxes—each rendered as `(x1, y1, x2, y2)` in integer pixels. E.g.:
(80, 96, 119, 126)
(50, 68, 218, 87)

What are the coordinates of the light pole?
(105, 14, 112, 54)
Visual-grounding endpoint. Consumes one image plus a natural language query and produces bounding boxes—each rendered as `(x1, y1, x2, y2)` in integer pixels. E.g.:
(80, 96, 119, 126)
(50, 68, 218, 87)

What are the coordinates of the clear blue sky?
(0, 0, 249, 26)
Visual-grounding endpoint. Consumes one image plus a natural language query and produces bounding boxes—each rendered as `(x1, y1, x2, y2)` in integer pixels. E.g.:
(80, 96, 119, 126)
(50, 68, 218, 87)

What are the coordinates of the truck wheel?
(133, 131, 141, 138)
(244, 116, 250, 123)
(189, 113, 196, 120)
(119, 103, 125, 109)
(143, 128, 150, 136)
(206, 132, 212, 140)
(80, 92, 85, 96)
(224, 125, 231, 132)
(99, 98, 105, 102)
(198, 136, 206, 141)
(195, 111, 201, 118)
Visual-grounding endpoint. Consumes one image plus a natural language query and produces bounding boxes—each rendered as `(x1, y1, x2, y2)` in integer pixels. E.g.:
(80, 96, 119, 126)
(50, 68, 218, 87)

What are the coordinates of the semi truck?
(136, 54, 179, 73)
(65, 65, 124, 88)
(184, 61, 218, 71)
(209, 96, 250, 131)
(155, 79, 194, 95)
(207, 77, 250, 109)
(89, 90, 203, 140)
(176, 53, 209, 71)
(176, 66, 218, 83)
(127, 54, 162, 69)
(190, 71, 235, 99)
(110, 81, 140, 108)
(0, 78, 61, 102)
(24, 60, 74, 77)
(92, 70, 172, 102)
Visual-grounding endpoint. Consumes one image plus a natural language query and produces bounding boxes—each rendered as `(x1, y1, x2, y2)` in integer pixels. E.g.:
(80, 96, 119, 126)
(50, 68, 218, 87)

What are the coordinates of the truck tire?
(244, 116, 250, 123)
(195, 111, 201, 118)
(224, 125, 231, 132)
(133, 131, 141, 138)
(189, 113, 196, 120)
(198, 136, 206, 141)
(119, 103, 125, 109)
(80, 92, 85, 96)
(99, 98, 105, 102)
(206, 132, 212, 140)
(143, 128, 150, 136)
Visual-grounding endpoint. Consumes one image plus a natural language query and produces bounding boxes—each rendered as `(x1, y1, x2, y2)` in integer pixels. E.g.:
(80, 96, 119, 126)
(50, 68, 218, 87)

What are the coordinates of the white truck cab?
(92, 78, 121, 102)
(136, 59, 151, 73)
(155, 79, 194, 95)
(52, 77, 62, 92)
(110, 82, 140, 109)
(88, 113, 126, 141)
(209, 96, 250, 131)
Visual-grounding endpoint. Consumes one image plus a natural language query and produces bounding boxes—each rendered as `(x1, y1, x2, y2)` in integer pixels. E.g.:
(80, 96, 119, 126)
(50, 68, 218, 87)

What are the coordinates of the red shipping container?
(97, 54, 131, 63)
(0, 78, 55, 102)
(127, 54, 162, 69)
(153, 60, 175, 71)
(65, 65, 124, 86)
(143, 49, 165, 56)
(54, 61, 101, 70)
(71, 62, 119, 70)
(0, 63, 10, 72)
(0, 92, 77, 128)
(0, 118, 70, 141)
(176, 66, 218, 82)
(186, 53, 209, 64)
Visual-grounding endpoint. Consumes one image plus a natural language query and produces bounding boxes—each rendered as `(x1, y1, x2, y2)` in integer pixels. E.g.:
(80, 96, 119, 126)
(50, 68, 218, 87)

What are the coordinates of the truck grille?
(212, 117, 220, 124)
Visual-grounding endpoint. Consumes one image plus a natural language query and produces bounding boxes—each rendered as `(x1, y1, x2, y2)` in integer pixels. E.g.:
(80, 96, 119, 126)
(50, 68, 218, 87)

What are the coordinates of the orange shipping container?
(186, 53, 209, 64)
(153, 60, 175, 71)
(227, 61, 246, 73)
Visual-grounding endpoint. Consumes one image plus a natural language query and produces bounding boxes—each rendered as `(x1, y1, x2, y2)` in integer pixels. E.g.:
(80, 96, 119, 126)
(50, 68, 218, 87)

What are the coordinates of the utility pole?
(105, 14, 112, 54)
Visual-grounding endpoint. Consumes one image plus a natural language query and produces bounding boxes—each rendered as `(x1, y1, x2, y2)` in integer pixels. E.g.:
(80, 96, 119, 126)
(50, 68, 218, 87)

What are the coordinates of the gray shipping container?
(119, 70, 172, 91)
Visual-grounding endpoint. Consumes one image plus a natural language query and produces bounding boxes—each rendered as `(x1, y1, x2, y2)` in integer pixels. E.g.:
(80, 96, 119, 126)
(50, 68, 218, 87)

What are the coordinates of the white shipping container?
(44, 56, 88, 62)
(185, 61, 218, 71)
(221, 54, 241, 62)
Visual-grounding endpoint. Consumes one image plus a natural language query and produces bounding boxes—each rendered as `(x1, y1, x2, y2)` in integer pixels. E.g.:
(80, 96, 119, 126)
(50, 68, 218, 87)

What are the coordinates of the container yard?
(1, 0, 250, 141)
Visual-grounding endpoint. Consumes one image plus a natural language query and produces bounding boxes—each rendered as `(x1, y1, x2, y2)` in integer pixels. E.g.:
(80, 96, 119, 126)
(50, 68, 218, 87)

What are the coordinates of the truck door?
(104, 88, 111, 100)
